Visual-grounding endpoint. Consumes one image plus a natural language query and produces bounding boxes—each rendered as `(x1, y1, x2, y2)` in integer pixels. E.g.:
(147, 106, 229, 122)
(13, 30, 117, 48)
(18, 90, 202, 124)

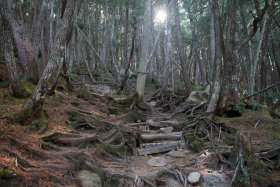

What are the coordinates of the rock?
(78, 170, 101, 187)
(136, 119, 142, 123)
(149, 101, 157, 106)
(188, 172, 201, 184)
(146, 119, 154, 125)
(159, 127, 174, 134)
(186, 86, 210, 104)
(85, 84, 115, 94)
(203, 172, 228, 187)
(147, 157, 167, 167)
(167, 150, 185, 158)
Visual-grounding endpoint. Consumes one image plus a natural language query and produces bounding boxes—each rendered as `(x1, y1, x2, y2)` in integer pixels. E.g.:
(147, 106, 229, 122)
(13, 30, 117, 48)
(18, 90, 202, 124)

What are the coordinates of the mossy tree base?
(12, 99, 49, 131)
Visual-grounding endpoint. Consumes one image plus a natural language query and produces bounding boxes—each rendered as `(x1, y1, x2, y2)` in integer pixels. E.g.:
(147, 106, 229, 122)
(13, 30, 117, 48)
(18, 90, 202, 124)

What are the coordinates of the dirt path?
(1, 90, 279, 186)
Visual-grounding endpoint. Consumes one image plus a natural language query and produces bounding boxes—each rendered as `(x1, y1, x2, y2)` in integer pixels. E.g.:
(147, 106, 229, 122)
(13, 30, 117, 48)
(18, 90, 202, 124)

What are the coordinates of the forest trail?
(0, 84, 279, 187)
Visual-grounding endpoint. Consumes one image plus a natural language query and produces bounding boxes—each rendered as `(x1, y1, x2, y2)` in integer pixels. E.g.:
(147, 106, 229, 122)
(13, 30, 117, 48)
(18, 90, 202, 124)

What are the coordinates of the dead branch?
(241, 81, 280, 101)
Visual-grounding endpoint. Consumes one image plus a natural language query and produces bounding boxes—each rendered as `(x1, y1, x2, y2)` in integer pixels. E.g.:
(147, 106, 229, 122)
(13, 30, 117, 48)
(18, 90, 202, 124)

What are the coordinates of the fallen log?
(141, 132, 182, 142)
(142, 141, 184, 148)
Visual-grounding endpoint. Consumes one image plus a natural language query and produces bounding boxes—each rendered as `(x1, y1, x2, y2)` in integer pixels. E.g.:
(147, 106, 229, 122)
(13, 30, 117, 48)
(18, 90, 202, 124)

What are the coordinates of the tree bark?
(1, 15, 26, 98)
(27, 0, 84, 117)
(174, 0, 192, 95)
(135, 0, 152, 100)
(0, 0, 39, 83)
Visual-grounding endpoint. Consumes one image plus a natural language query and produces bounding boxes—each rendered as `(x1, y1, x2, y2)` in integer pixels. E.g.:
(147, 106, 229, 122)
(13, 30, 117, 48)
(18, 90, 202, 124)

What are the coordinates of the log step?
(138, 141, 185, 155)
(141, 132, 182, 142)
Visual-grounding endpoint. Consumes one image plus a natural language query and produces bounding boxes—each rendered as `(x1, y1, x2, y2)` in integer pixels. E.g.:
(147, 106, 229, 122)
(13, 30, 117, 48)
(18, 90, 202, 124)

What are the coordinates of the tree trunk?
(159, 3, 172, 93)
(174, 0, 192, 95)
(27, 0, 84, 117)
(248, 15, 267, 97)
(206, 0, 222, 115)
(0, 0, 39, 83)
(1, 15, 26, 98)
(135, 0, 152, 100)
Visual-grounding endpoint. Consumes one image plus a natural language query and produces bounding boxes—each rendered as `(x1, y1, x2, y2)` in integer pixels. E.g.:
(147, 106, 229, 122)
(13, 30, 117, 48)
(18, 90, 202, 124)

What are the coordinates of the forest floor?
(0, 82, 280, 187)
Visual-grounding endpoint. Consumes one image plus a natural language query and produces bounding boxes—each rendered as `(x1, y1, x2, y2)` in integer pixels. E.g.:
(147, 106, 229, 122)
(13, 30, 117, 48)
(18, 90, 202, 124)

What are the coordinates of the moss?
(272, 122, 280, 140)
(93, 170, 119, 187)
(12, 108, 32, 124)
(77, 84, 91, 100)
(185, 134, 204, 153)
(64, 153, 86, 169)
(67, 111, 80, 122)
(108, 96, 134, 113)
(20, 80, 36, 96)
(12, 107, 49, 130)
(28, 111, 48, 132)
(0, 168, 11, 177)
(248, 157, 266, 172)
(125, 110, 147, 123)
(51, 93, 63, 106)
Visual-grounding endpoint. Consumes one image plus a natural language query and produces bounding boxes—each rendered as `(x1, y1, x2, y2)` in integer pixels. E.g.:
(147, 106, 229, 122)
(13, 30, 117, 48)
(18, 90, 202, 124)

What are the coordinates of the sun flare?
(155, 10, 167, 23)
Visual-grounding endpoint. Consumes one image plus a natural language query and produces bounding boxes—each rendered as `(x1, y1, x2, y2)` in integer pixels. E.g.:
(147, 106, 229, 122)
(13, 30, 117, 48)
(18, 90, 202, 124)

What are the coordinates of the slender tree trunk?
(206, 0, 222, 115)
(248, 15, 267, 97)
(227, 0, 240, 104)
(174, 0, 192, 95)
(159, 3, 172, 93)
(135, 0, 152, 100)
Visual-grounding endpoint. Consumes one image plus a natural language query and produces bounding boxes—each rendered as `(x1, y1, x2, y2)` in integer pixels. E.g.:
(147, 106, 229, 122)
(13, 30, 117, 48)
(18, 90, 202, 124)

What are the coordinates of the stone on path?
(203, 172, 228, 187)
(159, 127, 174, 134)
(147, 157, 167, 167)
(188, 172, 201, 184)
(85, 84, 115, 94)
(78, 170, 101, 187)
(167, 150, 185, 158)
